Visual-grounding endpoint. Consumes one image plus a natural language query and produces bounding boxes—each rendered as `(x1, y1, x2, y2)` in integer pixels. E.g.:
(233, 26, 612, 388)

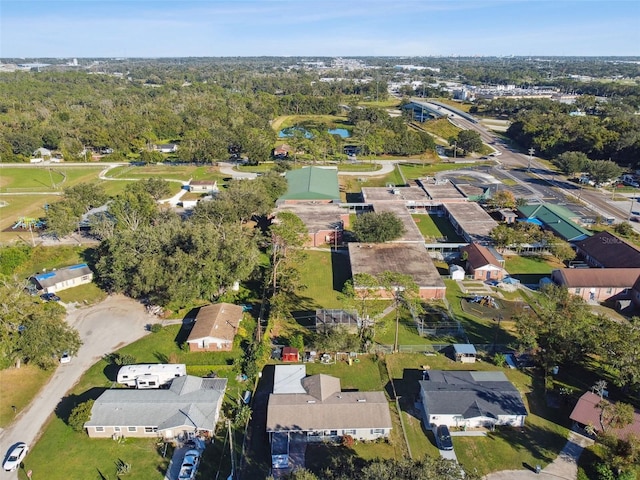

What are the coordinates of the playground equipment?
(12, 217, 45, 230)
(470, 295, 499, 309)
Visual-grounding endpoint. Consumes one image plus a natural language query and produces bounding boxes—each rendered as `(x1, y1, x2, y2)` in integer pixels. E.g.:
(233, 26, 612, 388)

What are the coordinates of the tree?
(378, 271, 423, 353)
(515, 283, 596, 370)
(586, 160, 623, 186)
(487, 190, 516, 210)
(553, 151, 590, 176)
(456, 130, 483, 155)
(0, 277, 82, 369)
(352, 211, 405, 243)
(268, 211, 308, 296)
(68, 399, 95, 432)
(132, 177, 171, 200)
(545, 235, 576, 262)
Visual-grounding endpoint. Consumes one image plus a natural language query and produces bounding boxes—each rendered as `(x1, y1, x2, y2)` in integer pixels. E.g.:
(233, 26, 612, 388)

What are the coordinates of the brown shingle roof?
(187, 303, 243, 343)
(461, 243, 501, 269)
(569, 392, 640, 439)
(552, 268, 640, 288)
(574, 231, 640, 268)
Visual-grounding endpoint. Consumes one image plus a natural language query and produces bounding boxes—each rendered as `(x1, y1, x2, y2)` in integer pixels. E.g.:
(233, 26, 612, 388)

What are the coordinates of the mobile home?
(116, 364, 187, 389)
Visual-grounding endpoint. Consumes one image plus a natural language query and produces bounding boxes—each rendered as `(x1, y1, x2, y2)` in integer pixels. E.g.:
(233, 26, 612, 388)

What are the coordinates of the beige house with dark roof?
(266, 365, 392, 444)
(186, 303, 243, 352)
(551, 268, 640, 303)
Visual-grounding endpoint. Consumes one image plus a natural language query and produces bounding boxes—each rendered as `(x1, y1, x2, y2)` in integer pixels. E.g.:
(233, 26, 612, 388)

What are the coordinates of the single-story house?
(574, 231, 640, 268)
(277, 167, 341, 205)
(267, 365, 392, 451)
(419, 370, 527, 429)
(29, 263, 93, 293)
(453, 344, 477, 363)
(186, 303, 244, 352)
(85, 375, 227, 439)
(348, 242, 446, 300)
(517, 204, 591, 242)
(32, 147, 52, 159)
(569, 391, 640, 439)
(315, 309, 369, 333)
(273, 144, 292, 158)
(281, 347, 300, 363)
(188, 180, 219, 194)
(460, 243, 506, 281)
(154, 143, 179, 153)
(551, 268, 640, 303)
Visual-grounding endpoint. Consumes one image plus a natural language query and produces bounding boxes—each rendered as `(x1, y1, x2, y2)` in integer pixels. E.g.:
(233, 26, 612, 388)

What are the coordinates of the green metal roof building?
(517, 203, 592, 242)
(277, 167, 341, 204)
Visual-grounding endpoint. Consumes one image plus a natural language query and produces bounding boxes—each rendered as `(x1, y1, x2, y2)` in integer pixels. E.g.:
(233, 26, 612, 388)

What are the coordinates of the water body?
(327, 128, 351, 138)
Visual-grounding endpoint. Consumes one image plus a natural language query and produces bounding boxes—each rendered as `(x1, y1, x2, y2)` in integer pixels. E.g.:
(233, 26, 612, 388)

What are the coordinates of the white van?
(116, 364, 187, 389)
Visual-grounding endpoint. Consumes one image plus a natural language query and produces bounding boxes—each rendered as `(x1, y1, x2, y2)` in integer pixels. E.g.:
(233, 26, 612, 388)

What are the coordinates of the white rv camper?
(116, 364, 187, 389)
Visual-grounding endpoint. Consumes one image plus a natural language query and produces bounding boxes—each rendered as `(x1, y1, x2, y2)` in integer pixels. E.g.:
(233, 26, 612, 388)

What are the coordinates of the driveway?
(0, 295, 152, 479)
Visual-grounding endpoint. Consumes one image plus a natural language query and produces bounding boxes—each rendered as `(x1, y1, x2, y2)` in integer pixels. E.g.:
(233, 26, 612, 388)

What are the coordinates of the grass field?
(270, 114, 349, 132)
(411, 213, 464, 242)
(418, 118, 462, 141)
(294, 250, 351, 310)
(0, 166, 103, 193)
(398, 161, 493, 180)
(0, 365, 52, 428)
(503, 255, 564, 284)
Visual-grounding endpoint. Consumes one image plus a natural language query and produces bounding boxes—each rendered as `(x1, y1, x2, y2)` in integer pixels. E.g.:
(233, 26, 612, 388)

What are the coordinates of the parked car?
(40, 293, 61, 302)
(3, 443, 29, 471)
(435, 425, 453, 451)
(178, 449, 200, 480)
(60, 351, 71, 364)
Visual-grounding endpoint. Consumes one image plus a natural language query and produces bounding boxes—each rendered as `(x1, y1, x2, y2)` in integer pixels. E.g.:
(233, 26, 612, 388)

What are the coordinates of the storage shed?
(453, 344, 477, 363)
(449, 264, 465, 280)
(282, 347, 300, 363)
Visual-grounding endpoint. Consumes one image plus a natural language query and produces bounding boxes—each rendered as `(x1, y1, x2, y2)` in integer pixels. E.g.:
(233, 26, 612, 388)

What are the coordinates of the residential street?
(0, 295, 152, 479)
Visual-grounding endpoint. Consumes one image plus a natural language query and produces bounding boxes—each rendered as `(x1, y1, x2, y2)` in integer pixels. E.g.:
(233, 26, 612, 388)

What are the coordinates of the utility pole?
(527, 148, 535, 172)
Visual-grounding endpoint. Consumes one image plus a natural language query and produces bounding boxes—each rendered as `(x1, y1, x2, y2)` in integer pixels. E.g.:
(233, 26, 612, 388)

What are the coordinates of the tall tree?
(553, 151, 590, 176)
(353, 211, 405, 243)
(268, 211, 307, 295)
(456, 130, 483, 154)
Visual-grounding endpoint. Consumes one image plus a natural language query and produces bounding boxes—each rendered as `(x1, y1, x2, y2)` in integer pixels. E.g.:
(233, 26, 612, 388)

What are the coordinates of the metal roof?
(517, 204, 591, 242)
(453, 344, 477, 355)
(31, 264, 93, 288)
(278, 167, 340, 201)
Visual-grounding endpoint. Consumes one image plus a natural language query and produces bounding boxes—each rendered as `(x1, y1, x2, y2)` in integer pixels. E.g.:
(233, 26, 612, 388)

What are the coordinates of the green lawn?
(411, 214, 464, 242)
(398, 161, 493, 181)
(418, 118, 462, 140)
(0, 166, 103, 193)
(503, 255, 564, 284)
(294, 250, 351, 310)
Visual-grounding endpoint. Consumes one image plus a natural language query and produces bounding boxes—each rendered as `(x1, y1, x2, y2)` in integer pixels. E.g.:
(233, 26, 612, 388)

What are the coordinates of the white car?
(3, 443, 28, 471)
(178, 449, 201, 480)
(60, 352, 71, 364)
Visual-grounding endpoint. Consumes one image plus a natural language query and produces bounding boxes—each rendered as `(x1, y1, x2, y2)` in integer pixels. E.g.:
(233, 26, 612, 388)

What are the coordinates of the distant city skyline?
(1, 0, 639, 58)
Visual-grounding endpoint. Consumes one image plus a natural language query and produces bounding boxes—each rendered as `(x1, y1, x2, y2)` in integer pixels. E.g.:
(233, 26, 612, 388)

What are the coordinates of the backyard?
(503, 254, 564, 285)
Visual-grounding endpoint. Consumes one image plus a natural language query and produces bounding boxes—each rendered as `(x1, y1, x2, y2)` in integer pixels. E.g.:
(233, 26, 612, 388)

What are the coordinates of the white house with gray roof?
(85, 375, 227, 440)
(419, 370, 527, 429)
(29, 263, 93, 293)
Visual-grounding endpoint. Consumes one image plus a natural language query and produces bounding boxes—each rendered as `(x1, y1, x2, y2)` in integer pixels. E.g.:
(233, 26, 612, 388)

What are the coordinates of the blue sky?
(1, 0, 638, 58)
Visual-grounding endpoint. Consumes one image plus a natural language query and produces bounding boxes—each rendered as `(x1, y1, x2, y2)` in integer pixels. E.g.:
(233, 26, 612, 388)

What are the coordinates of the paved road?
(0, 295, 152, 478)
(484, 430, 593, 480)
(218, 160, 397, 179)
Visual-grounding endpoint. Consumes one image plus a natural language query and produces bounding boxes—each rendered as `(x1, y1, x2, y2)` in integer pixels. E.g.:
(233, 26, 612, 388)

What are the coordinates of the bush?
(150, 323, 162, 333)
(68, 399, 95, 432)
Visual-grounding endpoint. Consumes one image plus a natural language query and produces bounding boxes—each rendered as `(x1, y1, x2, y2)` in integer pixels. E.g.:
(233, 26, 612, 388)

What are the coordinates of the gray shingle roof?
(85, 376, 227, 431)
(420, 370, 527, 418)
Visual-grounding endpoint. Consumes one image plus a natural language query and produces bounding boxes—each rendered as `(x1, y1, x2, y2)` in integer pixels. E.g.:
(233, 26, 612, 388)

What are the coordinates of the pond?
(327, 128, 351, 138)
(279, 126, 352, 139)
(278, 127, 312, 139)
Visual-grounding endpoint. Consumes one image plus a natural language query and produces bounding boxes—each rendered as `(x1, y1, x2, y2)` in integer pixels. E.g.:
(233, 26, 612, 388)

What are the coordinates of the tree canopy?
(352, 211, 405, 243)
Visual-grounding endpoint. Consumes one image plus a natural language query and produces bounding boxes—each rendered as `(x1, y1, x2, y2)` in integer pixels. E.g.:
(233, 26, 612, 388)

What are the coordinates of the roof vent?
(357, 399, 366, 403)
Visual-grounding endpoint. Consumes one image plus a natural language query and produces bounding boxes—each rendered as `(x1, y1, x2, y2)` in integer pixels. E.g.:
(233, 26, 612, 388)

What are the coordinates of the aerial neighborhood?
(1, 19, 640, 480)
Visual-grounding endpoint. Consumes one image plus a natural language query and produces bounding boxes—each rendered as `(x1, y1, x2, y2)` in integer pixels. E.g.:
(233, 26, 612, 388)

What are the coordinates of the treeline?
(473, 96, 640, 165)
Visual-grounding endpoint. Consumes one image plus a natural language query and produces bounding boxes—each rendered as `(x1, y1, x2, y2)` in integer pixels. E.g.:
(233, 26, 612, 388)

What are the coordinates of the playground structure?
(12, 217, 45, 230)
(470, 295, 499, 309)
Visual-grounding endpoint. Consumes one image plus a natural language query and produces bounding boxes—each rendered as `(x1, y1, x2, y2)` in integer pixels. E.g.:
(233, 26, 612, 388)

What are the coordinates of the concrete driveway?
(0, 295, 153, 479)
